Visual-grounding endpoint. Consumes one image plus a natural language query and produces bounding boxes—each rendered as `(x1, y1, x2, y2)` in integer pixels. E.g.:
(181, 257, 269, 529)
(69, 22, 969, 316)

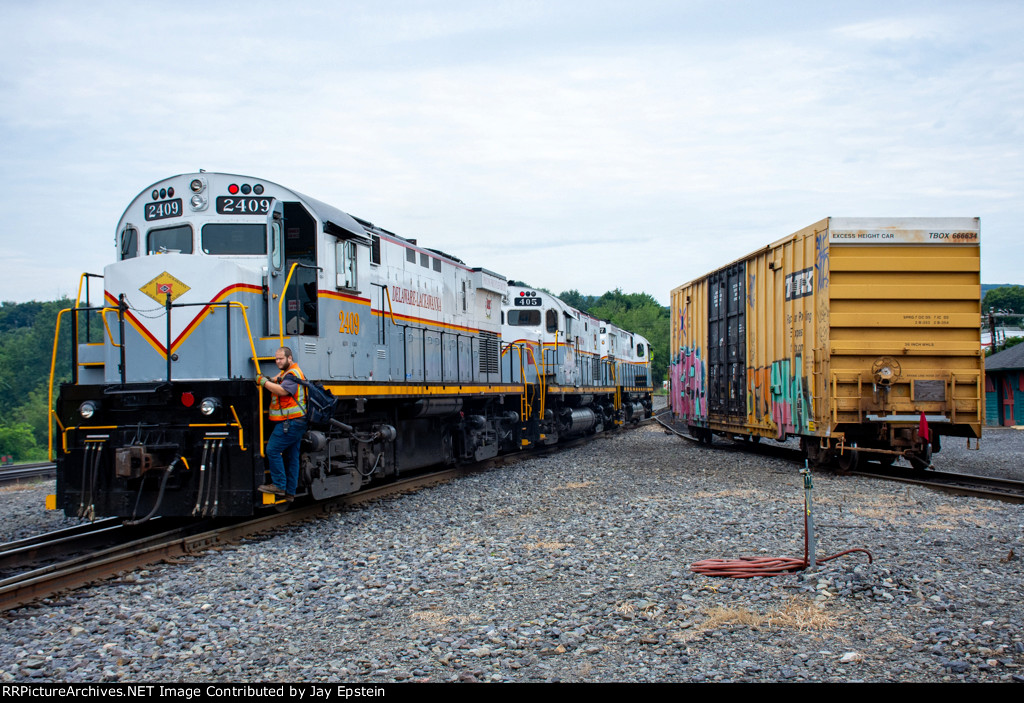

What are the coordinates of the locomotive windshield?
(147, 224, 193, 254)
(507, 309, 540, 326)
(201, 223, 267, 255)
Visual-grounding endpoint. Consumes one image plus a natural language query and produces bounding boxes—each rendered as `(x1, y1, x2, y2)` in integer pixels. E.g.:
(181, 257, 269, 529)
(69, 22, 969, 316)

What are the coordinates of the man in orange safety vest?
(256, 347, 307, 501)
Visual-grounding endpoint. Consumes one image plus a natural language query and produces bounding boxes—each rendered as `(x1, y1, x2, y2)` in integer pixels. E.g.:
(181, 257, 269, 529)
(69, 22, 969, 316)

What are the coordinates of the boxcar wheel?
(801, 437, 828, 467)
(837, 446, 859, 472)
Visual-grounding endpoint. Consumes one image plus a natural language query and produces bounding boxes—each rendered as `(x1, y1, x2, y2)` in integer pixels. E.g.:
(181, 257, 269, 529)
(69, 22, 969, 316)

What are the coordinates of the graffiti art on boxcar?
(815, 230, 829, 291)
(747, 273, 756, 309)
(747, 366, 770, 423)
(767, 354, 812, 439)
(817, 297, 829, 346)
(671, 345, 707, 422)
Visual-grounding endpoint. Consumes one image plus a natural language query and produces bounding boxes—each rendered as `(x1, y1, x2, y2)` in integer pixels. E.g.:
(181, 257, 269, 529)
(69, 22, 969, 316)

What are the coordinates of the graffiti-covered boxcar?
(669, 217, 983, 469)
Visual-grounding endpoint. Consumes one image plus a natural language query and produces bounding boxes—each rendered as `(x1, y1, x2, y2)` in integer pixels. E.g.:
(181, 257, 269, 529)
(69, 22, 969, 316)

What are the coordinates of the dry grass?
(614, 601, 668, 621)
(850, 507, 907, 524)
(673, 599, 839, 643)
(525, 540, 569, 550)
(615, 601, 636, 615)
(410, 609, 483, 627)
(0, 483, 40, 494)
(411, 610, 453, 626)
(928, 504, 994, 528)
(689, 489, 764, 500)
(551, 481, 595, 491)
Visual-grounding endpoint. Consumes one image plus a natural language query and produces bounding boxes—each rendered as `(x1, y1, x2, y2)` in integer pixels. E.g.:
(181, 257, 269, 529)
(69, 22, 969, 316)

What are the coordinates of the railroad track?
(0, 418, 652, 612)
(654, 410, 1024, 504)
(0, 469, 464, 612)
(851, 466, 1024, 504)
(0, 462, 56, 485)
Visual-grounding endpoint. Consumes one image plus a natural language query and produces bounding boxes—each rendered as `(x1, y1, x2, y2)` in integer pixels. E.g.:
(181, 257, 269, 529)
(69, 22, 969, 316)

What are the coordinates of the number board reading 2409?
(216, 197, 274, 215)
(145, 199, 182, 221)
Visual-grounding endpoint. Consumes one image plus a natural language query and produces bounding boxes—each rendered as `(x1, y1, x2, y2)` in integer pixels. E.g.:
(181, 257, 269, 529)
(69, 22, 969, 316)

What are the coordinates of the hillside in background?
(0, 299, 75, 461)
(6, 283, 1017, 460)
(982, 283, 1023, 298)
(558, 289, 669, 388)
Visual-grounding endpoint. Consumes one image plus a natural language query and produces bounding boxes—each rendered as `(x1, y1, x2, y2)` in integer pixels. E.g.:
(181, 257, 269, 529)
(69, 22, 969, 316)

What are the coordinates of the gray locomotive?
(51, 172, 653, 520)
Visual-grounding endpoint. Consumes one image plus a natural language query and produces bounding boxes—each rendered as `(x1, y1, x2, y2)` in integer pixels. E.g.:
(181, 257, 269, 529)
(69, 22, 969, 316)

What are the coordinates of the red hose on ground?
(691, 485, 874, 578)
(690, 548, 873, 579)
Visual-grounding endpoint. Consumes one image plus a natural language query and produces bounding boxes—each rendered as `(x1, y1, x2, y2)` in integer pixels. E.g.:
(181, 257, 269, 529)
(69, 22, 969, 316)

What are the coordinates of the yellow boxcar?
(669, 217, 982, 469)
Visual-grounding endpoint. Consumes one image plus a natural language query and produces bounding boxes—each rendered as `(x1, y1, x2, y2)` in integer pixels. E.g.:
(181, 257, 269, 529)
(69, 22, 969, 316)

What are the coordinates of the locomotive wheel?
(442, 429, 455, 466)
(836, 446, 859, 472)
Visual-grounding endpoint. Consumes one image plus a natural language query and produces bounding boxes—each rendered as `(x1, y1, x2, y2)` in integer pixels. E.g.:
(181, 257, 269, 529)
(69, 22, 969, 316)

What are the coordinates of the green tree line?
(0, 290, 671, 461)
(0, 299, 77, 461)
(982, 285, 1024, 356)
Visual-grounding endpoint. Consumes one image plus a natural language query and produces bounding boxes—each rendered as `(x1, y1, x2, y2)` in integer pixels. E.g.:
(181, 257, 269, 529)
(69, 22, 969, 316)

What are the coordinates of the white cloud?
(1, 1, 1022, 305)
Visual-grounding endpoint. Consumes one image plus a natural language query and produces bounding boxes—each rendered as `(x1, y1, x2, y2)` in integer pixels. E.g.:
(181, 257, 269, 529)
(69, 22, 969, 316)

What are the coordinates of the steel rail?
(851, 467, 1024, 504)
(0, 463, 56, 485)
(657, 409, 1024, 503)
(0, 416, 655, 612)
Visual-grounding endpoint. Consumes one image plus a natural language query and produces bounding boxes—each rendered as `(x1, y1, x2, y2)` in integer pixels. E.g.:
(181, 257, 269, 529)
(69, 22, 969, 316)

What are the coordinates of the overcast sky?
(2, 0, 1021, 306)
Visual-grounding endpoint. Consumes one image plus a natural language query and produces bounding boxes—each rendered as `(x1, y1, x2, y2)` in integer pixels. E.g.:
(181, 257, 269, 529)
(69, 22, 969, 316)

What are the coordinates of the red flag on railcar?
(919, 411, 930, 442)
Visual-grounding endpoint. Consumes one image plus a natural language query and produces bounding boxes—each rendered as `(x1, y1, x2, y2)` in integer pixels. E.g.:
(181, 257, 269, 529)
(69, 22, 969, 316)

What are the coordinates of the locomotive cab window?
(336, 240, 358, 290)
(546, 309, 558, 333)
(508, 309, 540, 326)
(119, 226, 138, 260)
(147, 224, 193, 254)
(370, 234, 380, 265)
(201, 223, 267, 255)
(636, 343, 645, 358)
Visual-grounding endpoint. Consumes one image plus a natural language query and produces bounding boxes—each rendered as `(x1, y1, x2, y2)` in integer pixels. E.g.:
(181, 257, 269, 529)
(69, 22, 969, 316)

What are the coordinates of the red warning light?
(228, 184, 239, 194)
(181, 392, 195, 408)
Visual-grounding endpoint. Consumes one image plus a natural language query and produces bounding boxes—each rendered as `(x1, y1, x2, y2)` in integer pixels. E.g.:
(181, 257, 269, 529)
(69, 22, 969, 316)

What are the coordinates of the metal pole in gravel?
(801, 462, 817, 569)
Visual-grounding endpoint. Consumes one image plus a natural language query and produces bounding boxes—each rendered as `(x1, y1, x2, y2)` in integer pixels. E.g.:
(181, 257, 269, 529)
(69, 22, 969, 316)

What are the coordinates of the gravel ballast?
(1, 413, 1022, 683)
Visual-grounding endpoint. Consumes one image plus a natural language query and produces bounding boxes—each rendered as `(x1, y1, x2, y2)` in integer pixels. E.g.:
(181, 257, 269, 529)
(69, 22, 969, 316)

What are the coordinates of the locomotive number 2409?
(339, 311, 360, 335)
(145, 199, 182, 221)
(215, 197, 274, 215)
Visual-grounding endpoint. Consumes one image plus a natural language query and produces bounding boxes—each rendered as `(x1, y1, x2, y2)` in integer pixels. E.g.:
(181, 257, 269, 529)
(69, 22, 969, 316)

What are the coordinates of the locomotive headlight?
(190, 193, 207, 211)
(190, 177, 206, 193)
(79, 401, 99, 419)
(199, 397, 221, 416)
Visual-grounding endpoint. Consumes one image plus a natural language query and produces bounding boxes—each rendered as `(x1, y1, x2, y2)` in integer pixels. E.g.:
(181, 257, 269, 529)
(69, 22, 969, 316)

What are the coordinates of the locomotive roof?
(122, 172, 368, 242)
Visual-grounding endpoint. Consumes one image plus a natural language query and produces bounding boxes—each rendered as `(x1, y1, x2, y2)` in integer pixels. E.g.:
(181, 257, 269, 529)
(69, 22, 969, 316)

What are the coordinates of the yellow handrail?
(383, 285, 398, 326)
(74, 273, 87, 308)
(225, 301, 264, 456)
(47, 308, 72, 461)
(100, 307, 121, 347)
(277, 262, 301, 348)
